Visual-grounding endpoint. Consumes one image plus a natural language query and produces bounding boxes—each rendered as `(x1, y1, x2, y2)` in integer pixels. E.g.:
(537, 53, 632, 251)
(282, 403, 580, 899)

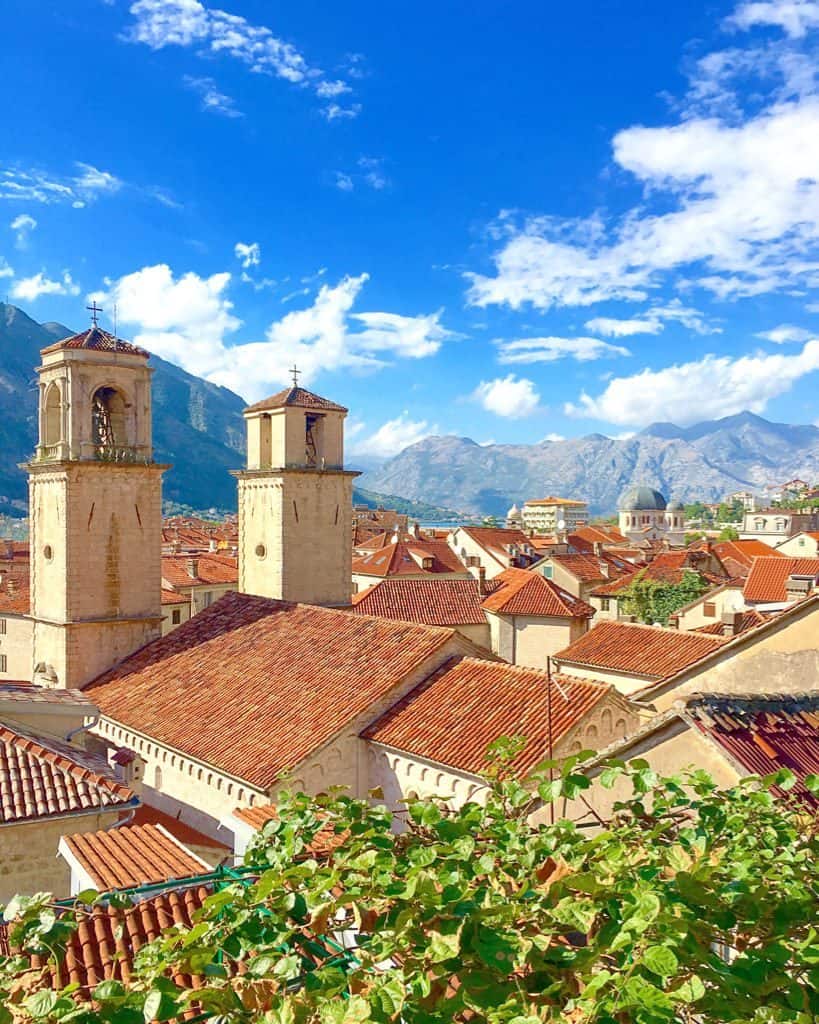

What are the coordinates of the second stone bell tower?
(27, 320, 166, 689)
(234, 377, 358, 606)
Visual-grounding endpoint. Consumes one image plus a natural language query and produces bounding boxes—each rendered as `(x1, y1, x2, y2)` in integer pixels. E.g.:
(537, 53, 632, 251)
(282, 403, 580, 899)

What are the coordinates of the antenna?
(113, 303, 118, 338)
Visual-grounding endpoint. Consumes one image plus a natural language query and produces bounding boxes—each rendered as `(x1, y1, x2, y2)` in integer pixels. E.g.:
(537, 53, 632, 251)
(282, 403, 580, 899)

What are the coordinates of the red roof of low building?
(363, 657, 620, 777)
(693, 609, 769, 636)
(85, 592, 470, 789)
(351, 539, 467, 578)
(455, 526, 533, 566)
(161, 553, 239, 588)
(351, 578, 490, 626)
(555, 620, 726, 681)
(161, 588, 189, 605)
(244, 385, 347, 414)
(743, 556, 819, 603)
(0, 723, 135, 825)
(231, 803, 346, 858)
(41, 326, 148, 358)
(570, 525, 628, 546)
(482, 568, 594, 619)
(686, 692, 819, 807)
(129, 803, 230, 853)
(60, 823, 210, 891)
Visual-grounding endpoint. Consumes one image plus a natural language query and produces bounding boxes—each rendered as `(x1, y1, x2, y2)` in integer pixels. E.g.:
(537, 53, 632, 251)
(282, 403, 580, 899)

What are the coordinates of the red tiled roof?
(525, 496, 587, 506)
(550, 553, 634, 585)
(456, 527, 533, 565)
(555, 620, 726, 681)
(351, 578, 490, 626)
(693, 609, 769, 636)
(161, 553, 238, 588)
(481, 568, 594, 619)
(351, 539, 467, 578)
(686, 692, 819, 807)
(591, 563, 711, 598)
(0, 684, 95, 707)
(130, 803, 230, 852)
(60, 823, 209, 891)
(244, 386, 347, 414)
(0, 724, 135, 824)
(0, 566, 30, 615)
(86, 592, 465, 789)
(0, 883, 214, 990)
(571, 525, 628, 546)
(363, 657, 616, 777)
(712, 539, 783, 571)
(161, 589, 189, 605)
(41, 326, 148, 358)
(743, 556, 819, 603)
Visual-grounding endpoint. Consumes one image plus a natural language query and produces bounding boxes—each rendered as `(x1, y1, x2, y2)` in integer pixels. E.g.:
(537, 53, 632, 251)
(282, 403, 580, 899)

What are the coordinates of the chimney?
(785, 574, 815, 602)
(478, 565, 489, 596)
(599, 560, 610, 579)
(593, 541, 602, 556)
(209, 538, 218, 552)
(411, 521, 420, 540)
(187, 557, 199, 579)
(721, 610, 744, 637)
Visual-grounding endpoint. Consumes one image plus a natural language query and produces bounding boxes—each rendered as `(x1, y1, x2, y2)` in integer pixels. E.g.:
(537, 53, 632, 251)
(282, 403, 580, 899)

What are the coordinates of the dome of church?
(507, 503, 520, 517)
(620, 486, 668, 511)
(667, 500, 684, 512)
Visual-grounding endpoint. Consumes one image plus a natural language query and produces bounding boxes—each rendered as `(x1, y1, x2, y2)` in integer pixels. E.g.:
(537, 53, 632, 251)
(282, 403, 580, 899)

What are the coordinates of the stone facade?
(485, 610, 587, 670)
(0, 614, 34, 681)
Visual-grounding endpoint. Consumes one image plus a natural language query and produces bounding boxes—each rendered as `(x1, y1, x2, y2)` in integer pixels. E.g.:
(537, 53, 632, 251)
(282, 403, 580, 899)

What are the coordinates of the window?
(703, 601, 716, 617)
(542, 564, 553, 579)
(601, 598, 610, 611)
(172, 609, 181, 625)
(0, 619, 6, 635)
(0, 655, 7, 673)
(201, 591, 214, 608)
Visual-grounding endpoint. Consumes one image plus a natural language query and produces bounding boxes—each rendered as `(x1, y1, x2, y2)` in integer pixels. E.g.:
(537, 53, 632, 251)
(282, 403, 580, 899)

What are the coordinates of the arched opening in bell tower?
(43, 383, 62, 447)
(91, 386, 128, 450)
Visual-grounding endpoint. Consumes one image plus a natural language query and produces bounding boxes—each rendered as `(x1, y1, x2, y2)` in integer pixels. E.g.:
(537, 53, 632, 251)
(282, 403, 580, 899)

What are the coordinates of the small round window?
(255, 543, 266, 559)
(43, 545, 53, 561)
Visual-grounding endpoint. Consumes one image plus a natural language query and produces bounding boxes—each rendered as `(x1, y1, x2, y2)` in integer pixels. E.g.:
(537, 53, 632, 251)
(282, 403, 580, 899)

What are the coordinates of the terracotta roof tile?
(244, 386, 347, 414)
(231, 803, 346, 858)
(0, 724, 135, 824)
(86, 592, 463, 789)
(0, 566, 30, 614)
(550, 553, 633, 584)
(1, 882, 214, 991)
(456, 527, 534, 566)
(161, 553, 238, 588)
(41, 326, 148, 358)
(555, 620, 726, 681)
(712, 538, 783, 569)
(743, 556, 819, 603)
(60, 823, 209, 891)
(482, 568, 594, 618)
(570, 525, 628, 546)
(686, 692, 819, 807)
(161, 589, 189, 605)
(130, 804, 230, 853)
(351, 539, 467, 578)
(693, 609, 769, 636)
(0, 684, 96, 707)
(363, 657, 615, 777)
(351, 578, 490, 625)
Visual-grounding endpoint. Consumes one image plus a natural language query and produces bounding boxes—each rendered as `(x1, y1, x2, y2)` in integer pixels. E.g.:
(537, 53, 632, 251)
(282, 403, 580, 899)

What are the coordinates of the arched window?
(154, 766, 162, 790)
(44, 384, 62, 446)
(91, 386, 127, 448)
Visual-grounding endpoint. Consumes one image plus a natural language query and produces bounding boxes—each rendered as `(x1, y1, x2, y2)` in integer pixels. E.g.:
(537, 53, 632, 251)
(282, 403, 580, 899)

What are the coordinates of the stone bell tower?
(26, 318, 166, 689)
(234, 376, 358, 606)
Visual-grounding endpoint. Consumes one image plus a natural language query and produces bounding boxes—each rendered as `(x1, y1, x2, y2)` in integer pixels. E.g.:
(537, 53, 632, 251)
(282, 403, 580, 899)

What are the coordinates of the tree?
(2, 751, 819, 1024)
(618, 569, 709, 625)
(718, 526, 739, 541)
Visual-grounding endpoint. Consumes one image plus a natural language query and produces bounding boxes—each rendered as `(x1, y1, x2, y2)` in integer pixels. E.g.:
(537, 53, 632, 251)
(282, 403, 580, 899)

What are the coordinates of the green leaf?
(537, 778, 563, 802)
(643, 945, 679, 978)
(552, 896, 596, 933)
(142, 988, 177, 1023)
(671, 975, 706, 1003)
(429, 928, 461, 962)
(93, 979, 126, 1001)
(246, 954, 277, 977)
(24, 991, 57, 1018)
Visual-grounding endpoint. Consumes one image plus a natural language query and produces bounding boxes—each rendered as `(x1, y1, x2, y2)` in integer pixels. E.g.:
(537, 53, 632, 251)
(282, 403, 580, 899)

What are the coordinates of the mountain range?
(3, 303, 818, 519)
(359, 414, 819, 516)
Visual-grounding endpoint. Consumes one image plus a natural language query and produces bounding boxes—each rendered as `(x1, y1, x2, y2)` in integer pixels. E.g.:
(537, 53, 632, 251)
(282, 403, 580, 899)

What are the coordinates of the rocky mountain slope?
(360, 414, 819, 516)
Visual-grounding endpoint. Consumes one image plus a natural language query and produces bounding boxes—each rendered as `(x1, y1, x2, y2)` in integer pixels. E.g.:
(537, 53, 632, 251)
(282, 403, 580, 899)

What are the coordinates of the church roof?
(620, 486, 667, 511)
(85, 591, 471, 789)
(244, 386, 347, 414)
(41, 326, 149, 358)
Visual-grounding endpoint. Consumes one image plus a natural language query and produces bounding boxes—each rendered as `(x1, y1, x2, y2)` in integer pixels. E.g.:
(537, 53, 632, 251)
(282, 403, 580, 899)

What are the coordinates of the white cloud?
(541, 432, 565, 442)
(350, 413, 434, 457)
(335, 172, 354, 192)
(0, 260, 14, 280)
(10, 213, 36, 247)
(497, 336, 630, 365)
(467, 59, 819, 308)
(12, 271, 80, 302)
(806, 301, 819, 311)
(184, 75, 243, 117)
(234, 241, 260, 268)
(126, 0, 357, 114)
(93, 265, 455, 400)
(584, 317, 662, 337)
(726, 1, 819, 38)
(358, 156, 388, 190)
(472, 375, 542, 418)
(320, 102, 362, 121)
(756, 323, 814, 342)
(0, 163, 122, 206)
(565, 341, 819, 426)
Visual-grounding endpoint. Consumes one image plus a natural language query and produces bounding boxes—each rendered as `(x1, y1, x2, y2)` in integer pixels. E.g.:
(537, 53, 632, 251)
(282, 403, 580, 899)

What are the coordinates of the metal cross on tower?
(86, 301, 103, 327)
(290, 365, 301, 387)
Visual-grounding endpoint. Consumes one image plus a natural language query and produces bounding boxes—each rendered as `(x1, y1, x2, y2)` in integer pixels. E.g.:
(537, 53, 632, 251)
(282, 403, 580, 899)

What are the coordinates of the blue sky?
(3, 0, 819, 456)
